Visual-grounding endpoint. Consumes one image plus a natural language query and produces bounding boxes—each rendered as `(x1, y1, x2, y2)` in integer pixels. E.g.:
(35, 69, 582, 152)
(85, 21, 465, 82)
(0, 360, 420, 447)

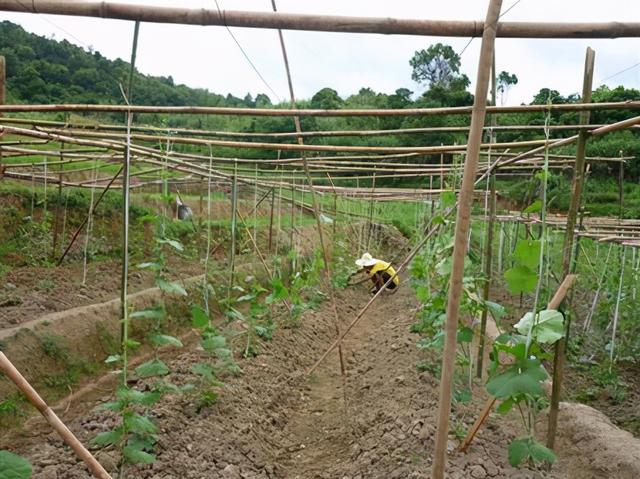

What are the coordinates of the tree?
(410, 43, 462, 88)
(310, 87, 343, 109)
(497, 71, 518, 105)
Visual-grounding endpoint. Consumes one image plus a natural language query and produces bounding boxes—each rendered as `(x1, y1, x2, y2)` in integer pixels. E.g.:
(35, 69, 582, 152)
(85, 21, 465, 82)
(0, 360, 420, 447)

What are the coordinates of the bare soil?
(6, 279, 638, 478)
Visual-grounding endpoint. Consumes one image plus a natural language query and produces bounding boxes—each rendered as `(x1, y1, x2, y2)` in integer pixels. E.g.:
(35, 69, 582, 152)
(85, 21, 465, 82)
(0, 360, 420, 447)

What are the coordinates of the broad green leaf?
(0, 450, 32, 479)
(123, 339, 141, 350)
(91, 428, 123, 446)
(96, 401, 125, 412)
(149, 333, 183, 348)
(529, 440, 556, 464)
(191, 305, 209, 329)
(130, 306, 166, 320)
(266, 278, 289, 304)
(440, 190, 456, 209)
(457, 327, 474, 344)
(486, 359, 548, 398)
(508, 437, 556, 467)
(201, 336, 226, 353)
(514, 309, 565, 344)
(513, 239, 541, 270)
(123, 412, 157, 435)
(105, 354, 121, 364)
(504, 265, 538, 295)
(486, 301, 506, 321)
(496, 397, 516, 414)
(127, 434, 156, 452)
(135, 359, 170, 378)
(137, 262, 161, 271)
(117, 387, 161, 406)
(191, 363, 216, 382)
(156, 238, 184, 252)
(523, 200, 542, 214)
(123, 446, 156, 465)
(156, 278, 187, 296)
(508, 438, 530, 467)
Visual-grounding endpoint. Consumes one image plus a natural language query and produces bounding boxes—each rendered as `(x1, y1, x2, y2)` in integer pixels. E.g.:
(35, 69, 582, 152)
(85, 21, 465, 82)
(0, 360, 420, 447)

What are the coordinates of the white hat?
(355, 252, 378, 268)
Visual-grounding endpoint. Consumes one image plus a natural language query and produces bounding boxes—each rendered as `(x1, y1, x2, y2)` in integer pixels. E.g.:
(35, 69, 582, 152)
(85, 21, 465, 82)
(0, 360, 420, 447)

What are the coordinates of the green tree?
(497, 71, 518, 105)
(310, 87, 343, 110)
(410, 43, 462, 88)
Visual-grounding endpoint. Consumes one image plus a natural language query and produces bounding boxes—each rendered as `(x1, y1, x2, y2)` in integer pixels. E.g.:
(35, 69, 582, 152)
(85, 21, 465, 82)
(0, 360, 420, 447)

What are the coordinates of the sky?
(1, 0, 639, 105)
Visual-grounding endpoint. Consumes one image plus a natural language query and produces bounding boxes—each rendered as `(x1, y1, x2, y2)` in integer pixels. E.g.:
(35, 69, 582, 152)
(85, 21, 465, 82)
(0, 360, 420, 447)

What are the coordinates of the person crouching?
(355, 252, 399, 294)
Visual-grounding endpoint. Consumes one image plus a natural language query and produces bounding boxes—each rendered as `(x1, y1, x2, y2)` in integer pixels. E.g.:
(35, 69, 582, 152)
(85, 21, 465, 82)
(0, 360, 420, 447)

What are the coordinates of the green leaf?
(122, 446, 156, 465)
(91, 428, 123, 447)
(130, 306, 166, 320)
(191, 363, 216, 382)
(486, 359, 548, 398)
(457, 327, 473, 344)
(105, 354, 121, 364)
(265, 277, 289, 304)
(149, 333, 183, 348)
(156, 238, 184, 252)
(504, 265, 538, 295)
(514, 309, 565, 344)
(135, 359, 170, 378)
(236, 294, 256, 302)
(523, 200, 542, 214)
(127, 434, 156, 452)
(191, 305, 209, 329)
(117, 387, 161, 406)
(156, 278, 187, 296)
(0, 450, 32, 479)
(96, 401, 125, 412)
(496, 397, 516, 414)
(123, 339, 141, 350)
(137, 262, 161, 271)
(123, 412, 158, 435)
(508, 438, 530, 467)
(440, 190, 456, 209)
(486, 301, 506, 321)
(201, 336, 226, 353)
(513, 239, 541, 270)
(508, 437, 556, 467)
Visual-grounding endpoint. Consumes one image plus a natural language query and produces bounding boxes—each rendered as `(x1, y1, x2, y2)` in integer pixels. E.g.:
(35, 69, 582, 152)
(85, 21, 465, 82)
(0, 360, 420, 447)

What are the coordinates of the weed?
(36, 278, 55, 292)
(38, 333, 69, 362)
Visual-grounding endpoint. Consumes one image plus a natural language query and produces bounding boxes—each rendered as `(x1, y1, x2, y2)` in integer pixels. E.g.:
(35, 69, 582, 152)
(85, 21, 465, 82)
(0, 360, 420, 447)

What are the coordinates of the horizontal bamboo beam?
(0, 101, 639, 116)
(3, 116, 638, 138)
(1, 1, 640, 38)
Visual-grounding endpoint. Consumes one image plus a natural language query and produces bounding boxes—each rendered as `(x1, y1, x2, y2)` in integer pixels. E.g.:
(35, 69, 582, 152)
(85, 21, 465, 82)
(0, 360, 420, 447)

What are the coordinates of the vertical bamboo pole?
(271, 0, 345, 378)
(609, 246, 626, 368)
(618, 153, 624, 219)
(432, 2, 502, 477)
(51, 142, 65, 258)
(547, 46, 595, 450)
(229, 161, 238, 288)
(0, 353, 112, 479)
(267, 187, 275, 253)
(120, 21, 140, 357)
(0, 55, 5, 105)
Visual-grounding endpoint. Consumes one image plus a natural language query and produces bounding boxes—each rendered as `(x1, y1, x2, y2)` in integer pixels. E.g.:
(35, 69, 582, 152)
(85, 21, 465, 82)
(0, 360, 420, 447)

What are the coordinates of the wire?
(213, 0, 282, 102)
(458, 0, 525, 57)
(598, 61, 640, 85)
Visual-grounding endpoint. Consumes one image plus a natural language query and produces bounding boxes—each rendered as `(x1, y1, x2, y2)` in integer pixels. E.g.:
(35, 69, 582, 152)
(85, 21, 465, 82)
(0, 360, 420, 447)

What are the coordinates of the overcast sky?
(2, 0, 639, 105)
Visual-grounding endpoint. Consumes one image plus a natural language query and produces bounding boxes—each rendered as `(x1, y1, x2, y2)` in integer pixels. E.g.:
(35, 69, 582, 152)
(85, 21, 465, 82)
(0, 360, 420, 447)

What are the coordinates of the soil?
(0, 257, 204, 329)
(5, 280, 637, 479)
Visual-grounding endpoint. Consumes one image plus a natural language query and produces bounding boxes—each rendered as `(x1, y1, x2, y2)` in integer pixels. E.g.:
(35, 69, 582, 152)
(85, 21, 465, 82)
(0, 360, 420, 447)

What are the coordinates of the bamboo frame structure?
(1, 1, 639, 38)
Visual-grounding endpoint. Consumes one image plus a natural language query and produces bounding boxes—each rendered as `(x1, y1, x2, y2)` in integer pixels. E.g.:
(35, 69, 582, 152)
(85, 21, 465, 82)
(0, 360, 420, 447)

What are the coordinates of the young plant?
(0, 450, 32, 479)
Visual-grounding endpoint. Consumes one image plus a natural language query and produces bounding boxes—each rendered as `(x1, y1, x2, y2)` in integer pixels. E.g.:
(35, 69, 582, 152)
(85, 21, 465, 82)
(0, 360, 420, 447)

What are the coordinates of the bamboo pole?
(270, 0, 345, 378)
(4, 116, 637, 138)
(57, 166, 124, 265)
(0, 352, 112, 478)
(2, 1, 640, 38)
(432, 1, 502, 477)
(547, 46, 595, 450)
(0, 55, 4, 105)
(229, 162, 238, 288)
(1, 101, 639, 116)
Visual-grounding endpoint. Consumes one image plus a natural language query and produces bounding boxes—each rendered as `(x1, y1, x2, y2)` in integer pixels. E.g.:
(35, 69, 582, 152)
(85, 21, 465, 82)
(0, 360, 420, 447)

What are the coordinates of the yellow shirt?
(367, 260, 400, 286)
